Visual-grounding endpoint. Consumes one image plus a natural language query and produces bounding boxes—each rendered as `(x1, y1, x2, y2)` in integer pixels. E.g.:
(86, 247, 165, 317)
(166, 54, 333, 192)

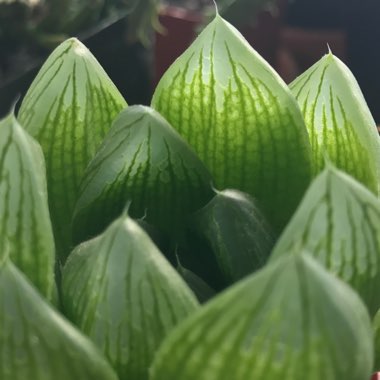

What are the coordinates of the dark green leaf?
(176, 257, 216, 303)
(73, 105, 214, 243)
(191, 188, 274, 284)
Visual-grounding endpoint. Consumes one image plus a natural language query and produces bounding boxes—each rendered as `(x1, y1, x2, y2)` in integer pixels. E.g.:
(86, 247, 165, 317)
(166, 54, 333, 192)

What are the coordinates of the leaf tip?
(212, 0, 220, 16)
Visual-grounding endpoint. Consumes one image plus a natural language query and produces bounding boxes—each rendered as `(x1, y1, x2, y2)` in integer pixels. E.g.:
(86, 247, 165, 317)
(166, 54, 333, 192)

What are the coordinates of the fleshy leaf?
(150, 253, 373, 380)
(18, 37, 127, 259)
(0, 258, 117, 380)
(72, 105, 213, 244)
(191, 188, 274, 285)
(290, 52, 380, 194)
(62, 214, 199, 380)
(152, 15, 311, 232)
(271, 165, 380, 315)
(0, 112, 55, 301)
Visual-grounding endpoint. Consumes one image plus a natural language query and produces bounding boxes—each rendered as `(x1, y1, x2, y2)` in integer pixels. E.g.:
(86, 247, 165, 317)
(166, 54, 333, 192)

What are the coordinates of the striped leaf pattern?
(62, 214, 199, 380)
(152, 15, 311, 232)
(150, 254, 373, 380)
(191, 189, 274, 285)
(0, 113, 55, 301)
(18, 38, 127, 259)
(290, 52, 380, 195)
(271, 166, 380, 315)
(73, 105, 213, 243)
(0, 258, 118, 380)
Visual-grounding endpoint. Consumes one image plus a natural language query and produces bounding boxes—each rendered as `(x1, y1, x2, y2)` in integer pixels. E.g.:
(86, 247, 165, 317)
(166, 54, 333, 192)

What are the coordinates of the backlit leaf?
(152, 15, 311, 232)
(18, 37, 127, 259)
(290, 52, 380, 194)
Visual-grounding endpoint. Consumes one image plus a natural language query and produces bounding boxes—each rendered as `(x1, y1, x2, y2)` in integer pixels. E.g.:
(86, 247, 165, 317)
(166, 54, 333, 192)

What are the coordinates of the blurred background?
(1, 0, 379, 125)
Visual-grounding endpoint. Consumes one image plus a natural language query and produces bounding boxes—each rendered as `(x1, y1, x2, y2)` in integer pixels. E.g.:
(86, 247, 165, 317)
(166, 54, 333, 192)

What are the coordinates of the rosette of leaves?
(150, 253, 373, 380)
(152, 14, 311, 232)
(62, 213, 199, 380)
(0, 112, 55, 301)
(18, 37, 127, 260)
(0, 256, 117, 380)
(190, 188, 274, 285)
(271, 165, 380, 316)
(290, 52, 380, 195)
(72, 105, 214, 244)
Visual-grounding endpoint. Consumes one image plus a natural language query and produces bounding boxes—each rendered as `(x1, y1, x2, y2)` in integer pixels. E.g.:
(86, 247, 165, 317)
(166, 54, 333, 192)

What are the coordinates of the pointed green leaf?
(151, 253, 373, 380)
(152, 15, 311, 232)
(0, 258, 117, 380)
(271, 166, 380, 315)
(73, 105, 214, 243)
(191, 189, 274, 284)
(290, 53, 380, 194)
(0, 112, 55, 300)
(18, 37, 127, 259)
(62, 214, 199, 380)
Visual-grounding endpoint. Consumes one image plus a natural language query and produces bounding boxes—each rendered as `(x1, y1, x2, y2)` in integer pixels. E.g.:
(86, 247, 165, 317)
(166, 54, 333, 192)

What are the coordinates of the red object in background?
(154, 6, 202, 85)
(372, 373, 380, 380)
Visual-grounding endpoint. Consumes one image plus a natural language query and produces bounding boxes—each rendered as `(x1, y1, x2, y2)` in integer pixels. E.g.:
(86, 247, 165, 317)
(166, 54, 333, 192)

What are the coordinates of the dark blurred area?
(284, 0, 380, 123)
(1, 0, 380, 124)
(0, 0, 156, 116)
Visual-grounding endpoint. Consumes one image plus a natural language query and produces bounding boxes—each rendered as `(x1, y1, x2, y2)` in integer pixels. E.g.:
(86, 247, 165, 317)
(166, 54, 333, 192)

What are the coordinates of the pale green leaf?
(150, 253, 373, 380)
(271, 166, 380, 315)
(0, 112, 55, 301)
(152, 15, 311, 232)
(0, 257, 118, 380)
(18, 37, 127, 260)
(62, 214, 199, 380)
(290, 52, 380, 194)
